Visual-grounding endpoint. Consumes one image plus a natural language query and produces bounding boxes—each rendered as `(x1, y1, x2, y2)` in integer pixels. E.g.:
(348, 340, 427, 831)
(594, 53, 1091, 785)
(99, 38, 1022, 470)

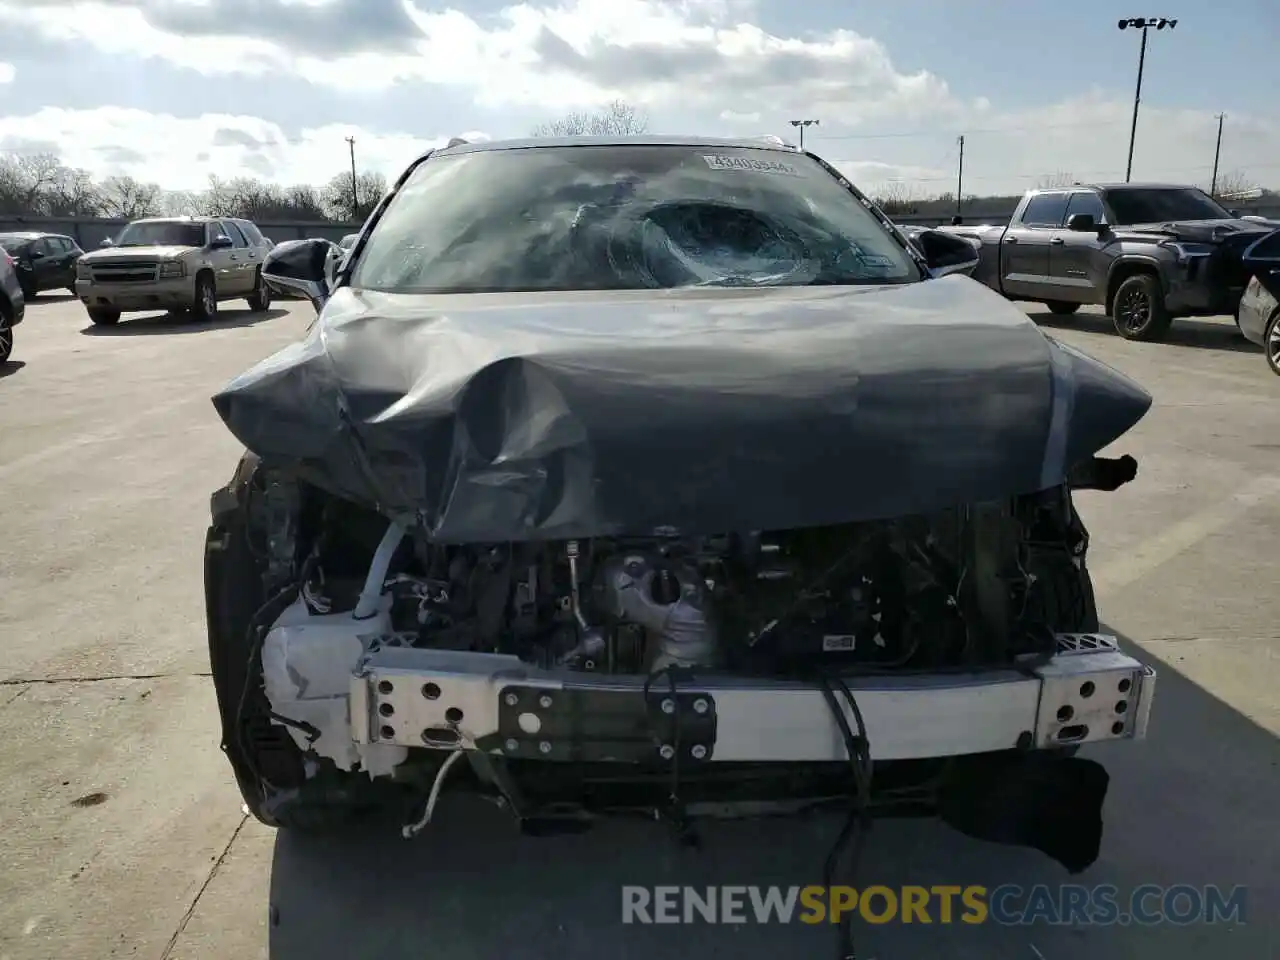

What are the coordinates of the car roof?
(1030, 182, 1201, 193)
(129, 216, 219, 224)
(0, 231, 67, 239)
(424, 134, 802, 163)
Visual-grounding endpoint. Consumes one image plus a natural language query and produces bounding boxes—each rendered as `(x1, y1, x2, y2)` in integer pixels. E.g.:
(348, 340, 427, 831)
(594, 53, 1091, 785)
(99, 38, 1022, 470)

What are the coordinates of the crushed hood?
(1123, 219, 1273, 244)
(212, 277, 1152, 542)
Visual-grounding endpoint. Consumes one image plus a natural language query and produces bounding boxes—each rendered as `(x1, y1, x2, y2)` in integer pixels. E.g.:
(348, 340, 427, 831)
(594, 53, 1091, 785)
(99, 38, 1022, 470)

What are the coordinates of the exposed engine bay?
(257, 479, 1099, 681)
(205, 452, 1153, 920)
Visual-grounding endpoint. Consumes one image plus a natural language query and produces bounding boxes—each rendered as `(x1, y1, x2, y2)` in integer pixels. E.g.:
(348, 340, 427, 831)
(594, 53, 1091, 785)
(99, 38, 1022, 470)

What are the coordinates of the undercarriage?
(204, 452, 1154, 875)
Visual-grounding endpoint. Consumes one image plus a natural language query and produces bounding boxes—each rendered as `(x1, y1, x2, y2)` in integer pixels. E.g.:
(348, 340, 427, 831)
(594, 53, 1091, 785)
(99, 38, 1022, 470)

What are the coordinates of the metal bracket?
(495, 685, 717, 763)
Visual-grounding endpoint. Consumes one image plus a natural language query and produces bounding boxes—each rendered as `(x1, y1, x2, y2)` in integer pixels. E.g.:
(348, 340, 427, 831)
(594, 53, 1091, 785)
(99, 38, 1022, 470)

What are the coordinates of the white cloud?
(0, 62, 14, 84)
(0, 106, 486, 190)
(0, 0, 1277, 196)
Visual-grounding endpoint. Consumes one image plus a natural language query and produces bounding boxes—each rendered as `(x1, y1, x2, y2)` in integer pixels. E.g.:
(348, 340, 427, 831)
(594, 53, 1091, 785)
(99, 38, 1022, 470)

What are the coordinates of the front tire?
(193, 272, 218, 323)
(0, 304, 13, 363)
(1111, 273, 1172, 341)
(88, 307, 121, 326)
(1045, 301, 1080, 316)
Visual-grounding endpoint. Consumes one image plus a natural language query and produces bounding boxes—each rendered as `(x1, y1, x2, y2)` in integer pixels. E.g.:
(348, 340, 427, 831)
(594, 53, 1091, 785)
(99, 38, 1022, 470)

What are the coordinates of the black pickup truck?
(939, 183, 1280, 341)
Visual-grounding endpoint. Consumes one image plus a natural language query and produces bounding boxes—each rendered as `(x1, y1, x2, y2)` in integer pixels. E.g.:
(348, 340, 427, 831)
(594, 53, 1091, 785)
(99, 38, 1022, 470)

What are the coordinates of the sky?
(0, 0, 1277, 198)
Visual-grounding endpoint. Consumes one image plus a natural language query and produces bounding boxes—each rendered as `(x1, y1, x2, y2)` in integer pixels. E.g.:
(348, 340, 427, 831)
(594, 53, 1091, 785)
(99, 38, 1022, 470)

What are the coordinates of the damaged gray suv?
(203, 137, 1157, 898)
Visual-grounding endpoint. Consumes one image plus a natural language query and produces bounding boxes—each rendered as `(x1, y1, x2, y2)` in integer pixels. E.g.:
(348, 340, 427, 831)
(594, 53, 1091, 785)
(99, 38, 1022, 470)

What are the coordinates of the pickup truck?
(939, 183, 1280, 341)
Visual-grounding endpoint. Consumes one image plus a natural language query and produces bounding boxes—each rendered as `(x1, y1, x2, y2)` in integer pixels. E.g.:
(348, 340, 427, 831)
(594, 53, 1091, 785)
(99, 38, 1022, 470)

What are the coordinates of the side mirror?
(100, 238, 115, 248)
(914, 229, 981, 278)
(261, 237, 335, 312)
(1066, 213, 1099, 232)
(209, 235, 234, 249)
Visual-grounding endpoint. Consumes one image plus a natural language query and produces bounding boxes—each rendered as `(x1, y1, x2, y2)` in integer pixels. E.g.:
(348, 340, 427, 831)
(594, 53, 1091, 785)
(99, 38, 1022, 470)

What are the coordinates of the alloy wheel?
(1268, 315, 1280, 373)
(0, 319, 11, 361)
(1118, 289, 1150, 334)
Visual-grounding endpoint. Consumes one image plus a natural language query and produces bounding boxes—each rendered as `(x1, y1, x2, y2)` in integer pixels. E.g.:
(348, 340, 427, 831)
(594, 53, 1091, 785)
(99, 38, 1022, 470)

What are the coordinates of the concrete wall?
(0, 215, 360, 249)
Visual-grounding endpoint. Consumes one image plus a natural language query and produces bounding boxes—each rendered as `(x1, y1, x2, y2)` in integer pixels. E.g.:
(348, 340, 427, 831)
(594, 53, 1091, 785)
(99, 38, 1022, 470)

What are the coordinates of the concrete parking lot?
(1, 295, 1277, 960)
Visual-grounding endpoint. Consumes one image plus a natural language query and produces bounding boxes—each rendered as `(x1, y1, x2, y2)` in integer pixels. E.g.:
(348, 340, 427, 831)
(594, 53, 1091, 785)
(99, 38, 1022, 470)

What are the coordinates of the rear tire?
(1111, 273, 1172, 342)
(1045, 301, 1080, 316)
(1264, 311, 1280, 377)
(88, 307, 121, 326)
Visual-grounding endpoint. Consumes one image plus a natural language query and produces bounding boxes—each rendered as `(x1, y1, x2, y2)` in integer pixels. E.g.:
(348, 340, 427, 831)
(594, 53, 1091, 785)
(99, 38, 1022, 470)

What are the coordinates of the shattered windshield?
(114, 221, 207, 247)
(351, 144, 922, 294)
(1104, 187, 1233, 224)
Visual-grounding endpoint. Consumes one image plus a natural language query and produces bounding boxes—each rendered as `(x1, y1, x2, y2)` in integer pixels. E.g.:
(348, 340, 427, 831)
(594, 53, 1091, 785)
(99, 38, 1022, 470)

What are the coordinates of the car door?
(28, 238, 62, 291)
(231, 221, 266, 285)
(1000, 192, 1068, 300)
(58, 237, 84, 287)
(205, 222, 238, 292)
(220, 220, 254, 293)
(1047, 192, 1110, 304)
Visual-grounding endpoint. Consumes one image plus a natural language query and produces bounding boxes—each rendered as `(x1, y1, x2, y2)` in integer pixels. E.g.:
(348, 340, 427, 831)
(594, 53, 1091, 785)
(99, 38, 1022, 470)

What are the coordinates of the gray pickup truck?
(940, 183, 1280, 341)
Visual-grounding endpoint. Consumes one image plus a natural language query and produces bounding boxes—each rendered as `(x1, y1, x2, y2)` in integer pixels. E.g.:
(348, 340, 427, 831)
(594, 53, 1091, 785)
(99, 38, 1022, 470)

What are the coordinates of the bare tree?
(99, 175, 162, 219)
(531, 100, 650, 138)
(871, 182, 927, 216)
(1034, 172, 1077, 189)
(320, 169, 387, 221)
(44, 164, 103, 216)
(157, 189, 201, 217)
(282, 184, 326, 220)
(0, 153, 65, 214)
(1206, 169, 1255, 199)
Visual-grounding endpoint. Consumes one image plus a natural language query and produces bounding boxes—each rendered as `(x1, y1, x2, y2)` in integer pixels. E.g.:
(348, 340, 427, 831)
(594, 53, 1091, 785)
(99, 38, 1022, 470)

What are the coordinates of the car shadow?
(1027, 310, 1260, 355)
(0, 359, 26, 378)
(78, 307, 290, 336)
(266, 628, 1278, 960)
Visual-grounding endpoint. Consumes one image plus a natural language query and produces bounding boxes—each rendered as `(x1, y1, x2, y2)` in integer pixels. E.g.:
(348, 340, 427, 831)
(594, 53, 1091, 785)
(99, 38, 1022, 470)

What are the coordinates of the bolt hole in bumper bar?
(351, 634, 1154, 764)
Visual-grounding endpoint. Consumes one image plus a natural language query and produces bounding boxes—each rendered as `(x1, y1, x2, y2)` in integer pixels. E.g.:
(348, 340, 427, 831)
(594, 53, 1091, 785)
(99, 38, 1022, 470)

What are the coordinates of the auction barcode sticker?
(702, 154, 802, 176)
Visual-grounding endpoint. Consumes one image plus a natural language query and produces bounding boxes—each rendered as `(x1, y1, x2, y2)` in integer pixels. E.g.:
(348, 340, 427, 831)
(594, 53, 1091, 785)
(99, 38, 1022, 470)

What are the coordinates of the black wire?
(234, 550, 319, 793)
(814, 673, 873, 960)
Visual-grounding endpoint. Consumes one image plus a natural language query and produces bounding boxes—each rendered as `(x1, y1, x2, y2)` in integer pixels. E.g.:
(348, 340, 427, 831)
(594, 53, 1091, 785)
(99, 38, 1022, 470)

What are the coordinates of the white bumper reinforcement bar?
(349, 633, 1155, 763)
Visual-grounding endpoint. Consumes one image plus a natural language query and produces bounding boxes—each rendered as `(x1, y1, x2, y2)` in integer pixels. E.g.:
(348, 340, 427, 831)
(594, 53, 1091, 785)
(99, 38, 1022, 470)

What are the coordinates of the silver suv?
(75, 217, 275, 325)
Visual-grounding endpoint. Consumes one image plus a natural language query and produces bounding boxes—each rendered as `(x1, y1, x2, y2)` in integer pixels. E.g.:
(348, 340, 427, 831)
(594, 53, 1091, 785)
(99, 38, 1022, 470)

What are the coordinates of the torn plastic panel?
(211, 276, 1152, 543)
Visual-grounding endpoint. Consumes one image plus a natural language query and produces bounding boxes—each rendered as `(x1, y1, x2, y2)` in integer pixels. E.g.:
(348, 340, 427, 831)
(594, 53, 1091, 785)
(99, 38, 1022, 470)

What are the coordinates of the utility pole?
(788, 118, 819, 150)
(345, 136, 358, 220)
(1118, 17, 1178, 182)
(1210, 113, 1225, 196)
(955, 134, 965, 218)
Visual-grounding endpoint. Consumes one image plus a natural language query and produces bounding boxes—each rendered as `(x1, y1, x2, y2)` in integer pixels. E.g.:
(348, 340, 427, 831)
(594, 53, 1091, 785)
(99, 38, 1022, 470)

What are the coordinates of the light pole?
(1118, 17, 1177, 182)
(788, 119, 818, 150)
